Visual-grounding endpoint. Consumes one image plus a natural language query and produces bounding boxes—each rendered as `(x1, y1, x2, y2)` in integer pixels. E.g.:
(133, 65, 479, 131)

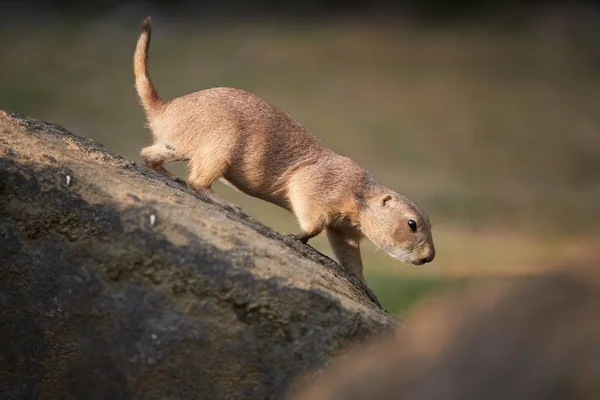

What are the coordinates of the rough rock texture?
(290, 271, 600, 400)
(0, 109, 398, 400)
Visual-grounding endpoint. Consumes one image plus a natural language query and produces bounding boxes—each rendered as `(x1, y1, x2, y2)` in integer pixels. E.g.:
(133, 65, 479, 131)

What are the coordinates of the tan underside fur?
(133, 17, 436, 286)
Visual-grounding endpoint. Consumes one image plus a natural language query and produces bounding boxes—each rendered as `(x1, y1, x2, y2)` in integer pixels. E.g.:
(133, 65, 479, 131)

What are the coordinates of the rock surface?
(0, 109, 398, 400)
(290, 270, 600, 400)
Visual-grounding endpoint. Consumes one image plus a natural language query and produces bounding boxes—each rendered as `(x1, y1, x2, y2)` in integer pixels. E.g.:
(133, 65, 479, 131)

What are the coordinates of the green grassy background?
(2, 16, 599, 312)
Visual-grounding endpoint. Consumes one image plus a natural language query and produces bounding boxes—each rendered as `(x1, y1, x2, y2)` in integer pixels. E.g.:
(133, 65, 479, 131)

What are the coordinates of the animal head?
(361, 191, 435, 266)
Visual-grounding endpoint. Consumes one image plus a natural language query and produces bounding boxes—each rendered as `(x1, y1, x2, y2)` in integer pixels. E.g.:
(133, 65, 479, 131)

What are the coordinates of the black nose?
(420, 254, 434, 264)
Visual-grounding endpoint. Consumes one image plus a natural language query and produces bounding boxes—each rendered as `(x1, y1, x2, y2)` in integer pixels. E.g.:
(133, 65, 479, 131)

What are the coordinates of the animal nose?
(420, 251, 435, 264)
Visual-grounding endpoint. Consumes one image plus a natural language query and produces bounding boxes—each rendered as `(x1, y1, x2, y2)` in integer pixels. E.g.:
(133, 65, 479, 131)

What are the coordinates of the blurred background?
(1, 0, 599, 315)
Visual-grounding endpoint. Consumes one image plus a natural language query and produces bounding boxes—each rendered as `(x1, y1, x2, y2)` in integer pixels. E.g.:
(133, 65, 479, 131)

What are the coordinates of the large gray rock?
(290, 271, 600, 400)
(0, 109, 398, 400)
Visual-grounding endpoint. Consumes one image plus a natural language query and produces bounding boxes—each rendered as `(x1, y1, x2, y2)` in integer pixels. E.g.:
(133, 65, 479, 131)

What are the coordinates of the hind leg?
(292, 214, 325, 244)
(140, 143, 185, 184)
(187, 158, 246, 216)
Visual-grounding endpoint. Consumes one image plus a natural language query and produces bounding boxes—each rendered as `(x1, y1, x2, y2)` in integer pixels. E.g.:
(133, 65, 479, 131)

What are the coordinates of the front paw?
(363, 285, 383, 309)
(283, 233, 309, 245)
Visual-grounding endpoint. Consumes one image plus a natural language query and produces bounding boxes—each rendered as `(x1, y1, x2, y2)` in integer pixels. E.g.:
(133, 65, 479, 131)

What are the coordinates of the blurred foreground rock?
(0, 109, 397, 400)
(290, 269, 600, 400)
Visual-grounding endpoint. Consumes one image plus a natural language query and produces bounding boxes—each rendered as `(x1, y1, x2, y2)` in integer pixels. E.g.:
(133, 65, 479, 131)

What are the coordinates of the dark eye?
(408, 219, 417, 232)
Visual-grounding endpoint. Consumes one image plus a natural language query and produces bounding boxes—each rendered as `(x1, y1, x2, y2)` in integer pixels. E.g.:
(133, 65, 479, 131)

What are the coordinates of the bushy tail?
(133, 17, 163, 115)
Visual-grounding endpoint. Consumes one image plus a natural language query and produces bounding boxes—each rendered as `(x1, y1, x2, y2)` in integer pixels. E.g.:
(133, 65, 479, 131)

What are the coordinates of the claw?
(283, 233, 309, 244)
(223, 203, 247, 217)
(363, 285, 383, 309)
(294, 234, 309, 245)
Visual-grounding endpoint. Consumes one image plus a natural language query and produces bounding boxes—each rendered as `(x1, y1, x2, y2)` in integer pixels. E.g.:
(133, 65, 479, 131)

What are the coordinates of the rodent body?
(133, 17, 435, 288)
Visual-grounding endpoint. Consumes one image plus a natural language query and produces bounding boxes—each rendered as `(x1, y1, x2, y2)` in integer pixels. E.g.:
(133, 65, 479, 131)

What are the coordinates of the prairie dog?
(133, 17, 435, 286)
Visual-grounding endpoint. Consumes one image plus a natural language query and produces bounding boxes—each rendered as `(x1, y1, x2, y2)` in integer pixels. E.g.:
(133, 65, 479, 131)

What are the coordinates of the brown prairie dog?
(133, 17, 436, 286)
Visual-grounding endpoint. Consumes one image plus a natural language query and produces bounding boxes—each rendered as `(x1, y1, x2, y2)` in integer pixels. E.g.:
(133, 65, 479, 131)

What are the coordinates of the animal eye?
(408, 219, 417, 232)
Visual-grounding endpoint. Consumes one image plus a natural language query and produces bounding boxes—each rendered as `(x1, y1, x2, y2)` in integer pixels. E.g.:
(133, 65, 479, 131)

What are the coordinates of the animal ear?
(380, 194, 393, 207)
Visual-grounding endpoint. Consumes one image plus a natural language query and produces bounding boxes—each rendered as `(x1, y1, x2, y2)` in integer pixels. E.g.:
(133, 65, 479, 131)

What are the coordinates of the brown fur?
(133, 17, 435, 284)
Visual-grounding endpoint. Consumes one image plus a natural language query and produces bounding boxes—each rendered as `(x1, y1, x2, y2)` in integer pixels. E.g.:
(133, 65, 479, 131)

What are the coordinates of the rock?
(289, 270, 600, 400)
(0, 109, 398, 400)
